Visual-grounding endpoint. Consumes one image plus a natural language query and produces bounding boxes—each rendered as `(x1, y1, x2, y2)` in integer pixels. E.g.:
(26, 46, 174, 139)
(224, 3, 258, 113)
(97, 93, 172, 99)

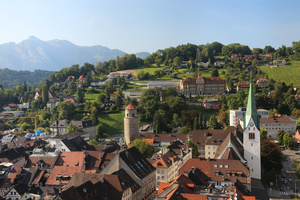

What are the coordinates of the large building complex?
(180, 73, 225, 96)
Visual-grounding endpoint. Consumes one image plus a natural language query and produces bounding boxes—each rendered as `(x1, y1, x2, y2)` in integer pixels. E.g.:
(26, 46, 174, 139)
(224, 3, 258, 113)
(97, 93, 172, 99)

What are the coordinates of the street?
(268, 149, 300, 200)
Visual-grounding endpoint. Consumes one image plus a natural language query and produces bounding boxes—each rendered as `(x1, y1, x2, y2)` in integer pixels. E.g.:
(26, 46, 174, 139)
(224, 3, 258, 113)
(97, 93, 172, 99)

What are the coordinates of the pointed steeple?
(244, 83, 259, 129)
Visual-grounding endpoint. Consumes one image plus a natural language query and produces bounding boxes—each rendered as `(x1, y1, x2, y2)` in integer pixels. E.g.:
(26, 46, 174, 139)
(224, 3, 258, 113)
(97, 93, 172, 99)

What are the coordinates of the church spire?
(244, 82, 259, 129)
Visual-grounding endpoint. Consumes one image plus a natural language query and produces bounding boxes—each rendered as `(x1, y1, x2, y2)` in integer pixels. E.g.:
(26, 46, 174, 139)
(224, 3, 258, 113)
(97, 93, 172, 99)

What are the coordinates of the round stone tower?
(124, 103, 139, 146)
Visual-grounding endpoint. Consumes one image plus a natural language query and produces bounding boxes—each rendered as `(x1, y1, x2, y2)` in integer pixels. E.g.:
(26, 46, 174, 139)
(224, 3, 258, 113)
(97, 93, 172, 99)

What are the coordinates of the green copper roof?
(245, 83, 260, 129)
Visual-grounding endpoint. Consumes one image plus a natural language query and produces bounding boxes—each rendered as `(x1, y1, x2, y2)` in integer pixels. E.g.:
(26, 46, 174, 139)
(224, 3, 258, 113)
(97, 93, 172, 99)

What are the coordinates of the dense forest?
(0, 68, 53, 89)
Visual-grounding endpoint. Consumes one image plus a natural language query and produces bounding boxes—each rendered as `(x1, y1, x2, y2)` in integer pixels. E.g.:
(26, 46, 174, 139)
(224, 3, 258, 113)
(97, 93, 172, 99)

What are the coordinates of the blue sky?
(0, 0, 299, 53)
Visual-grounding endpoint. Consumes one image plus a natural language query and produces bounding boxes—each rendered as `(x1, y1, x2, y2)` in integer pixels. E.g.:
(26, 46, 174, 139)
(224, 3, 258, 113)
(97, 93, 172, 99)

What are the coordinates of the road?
(269, 149, 300, 200)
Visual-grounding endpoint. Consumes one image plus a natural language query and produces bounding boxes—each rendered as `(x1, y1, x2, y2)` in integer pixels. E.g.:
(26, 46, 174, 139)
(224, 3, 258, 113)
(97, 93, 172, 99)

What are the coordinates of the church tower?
(124, 103, 139, 146)
(243, 83, 261, 179)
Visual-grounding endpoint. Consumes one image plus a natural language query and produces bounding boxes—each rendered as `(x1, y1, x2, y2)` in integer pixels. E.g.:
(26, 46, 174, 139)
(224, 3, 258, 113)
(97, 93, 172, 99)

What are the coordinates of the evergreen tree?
(193, 115, 199, 130)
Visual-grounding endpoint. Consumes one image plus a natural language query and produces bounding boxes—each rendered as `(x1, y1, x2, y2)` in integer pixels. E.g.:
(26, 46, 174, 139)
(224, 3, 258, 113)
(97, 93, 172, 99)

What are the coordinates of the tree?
(260, 128, 268, 140)
(283, 133, 294, 149)
(208, 115, 218, 129)
(277, 130, 286, 145)
(115, 88, 123, 110)
(90, 106, 99, 124)
(188, 141, 200, 158)
(67, 123, 82, 133)
(172, 113, 181, 128)
(89, 139, 98, 145)
(219, 104, 228, 126)
(261, 139, 284, 174)
(193, 115, 199, 130)
(178, 126, 191, 135)
(211, 69, 219, 77)
(174, 56, 181, 68)
(98, 93, 106, 104)
(153, 110, 170, 133)
(58, 102, 76, 120)
(96, 124, 105, 139)
(77, 87, 85, 104)
(130, 139, 154, 158)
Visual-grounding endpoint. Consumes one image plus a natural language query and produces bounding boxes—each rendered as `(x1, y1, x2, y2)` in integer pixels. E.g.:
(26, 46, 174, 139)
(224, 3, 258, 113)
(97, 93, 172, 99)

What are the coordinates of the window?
(227, 173, 230, 176)
(157, 176, 160, 179)
(157, 170, 160, 174)
(162, 176, 164, 180)
(249, 132, 255, 140)
(214, 164, 218, 168)
(220, 165, 223, 168)
(251, 156, 253, 160)
(215, 172, 219, 176)
(161, 170, 164, 174)
(251, 143, 253, 146)
(225, 165, 228, 168)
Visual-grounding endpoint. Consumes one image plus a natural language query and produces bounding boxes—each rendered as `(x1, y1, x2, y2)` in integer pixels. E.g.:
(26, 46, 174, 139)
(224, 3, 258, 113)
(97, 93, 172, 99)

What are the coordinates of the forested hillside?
(0, 68, 53, 89)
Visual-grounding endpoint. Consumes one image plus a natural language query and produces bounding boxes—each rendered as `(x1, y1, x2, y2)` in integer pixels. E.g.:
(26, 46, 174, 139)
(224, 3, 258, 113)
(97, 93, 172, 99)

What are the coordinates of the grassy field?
(136, 67, 164, 75)
(258, 61, 300, 87)
(123, 82, 147, 91)
(98, 111, 125, 136)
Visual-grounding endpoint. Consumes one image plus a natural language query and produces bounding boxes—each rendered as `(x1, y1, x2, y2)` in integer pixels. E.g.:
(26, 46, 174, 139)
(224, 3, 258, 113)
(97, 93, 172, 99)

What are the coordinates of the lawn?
(98, 111, 125, 136)
(136, 67, 164, 75)
(258, 61, 300, 87)
(123, 82, 147, 91)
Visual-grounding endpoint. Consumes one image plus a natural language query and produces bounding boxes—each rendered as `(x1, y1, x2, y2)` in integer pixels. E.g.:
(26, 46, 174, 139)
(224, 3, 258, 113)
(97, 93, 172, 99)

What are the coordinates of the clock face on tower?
(249, 122, 254, 127)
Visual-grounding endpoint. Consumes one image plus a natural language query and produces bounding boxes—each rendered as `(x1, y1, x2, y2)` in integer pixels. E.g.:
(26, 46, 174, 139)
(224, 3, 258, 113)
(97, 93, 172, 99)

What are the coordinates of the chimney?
(192, 167, 195, 174)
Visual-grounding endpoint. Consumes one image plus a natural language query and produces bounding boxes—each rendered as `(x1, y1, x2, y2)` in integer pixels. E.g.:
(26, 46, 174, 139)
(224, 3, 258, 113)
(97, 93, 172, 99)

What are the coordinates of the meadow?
(258, 61, 300, 86)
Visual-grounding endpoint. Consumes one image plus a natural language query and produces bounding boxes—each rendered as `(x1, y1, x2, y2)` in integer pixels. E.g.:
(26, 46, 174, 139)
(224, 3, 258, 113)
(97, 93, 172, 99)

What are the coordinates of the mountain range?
(0, 36, 150, 71)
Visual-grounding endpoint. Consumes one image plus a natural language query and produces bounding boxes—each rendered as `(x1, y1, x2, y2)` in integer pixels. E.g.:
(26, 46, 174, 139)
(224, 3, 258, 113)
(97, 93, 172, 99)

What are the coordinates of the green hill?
(258, 61, 300, 87)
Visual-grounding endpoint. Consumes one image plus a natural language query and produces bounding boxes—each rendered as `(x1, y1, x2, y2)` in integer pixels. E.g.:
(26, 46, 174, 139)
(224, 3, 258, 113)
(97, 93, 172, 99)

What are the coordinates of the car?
(280, 186, 285, 191)
(284, 179, 288, 184)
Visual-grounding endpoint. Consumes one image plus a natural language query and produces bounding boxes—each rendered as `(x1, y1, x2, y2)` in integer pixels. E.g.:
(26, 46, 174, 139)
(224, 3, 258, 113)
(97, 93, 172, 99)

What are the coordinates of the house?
(45, 151, 86, 186)
(181, 61, 189, 68)
(50, 119, 69, 135)
(91, 78, 109, 86)
(71, 120, 98, 140)
(17, 102, 30, 110)
(152, 141, 192, 187)
(197, 62, 209, 68)
(101, 147, 157, 200)
(3, 103, 18, 111)
(110, 93, 116, 101)
(3, 183, 29, 200)
(259, 54, 272, 59)
(180, 73, 225, 96)
(63, 97, 79, 107)
(274, 60, 287, 65)
(236, 82, 250, 91)
(180, 158, 251, 190)
(163, 67, 171, 72)
(203, 99, 220, 110)
(256, 78, 268, 87)
(47, 134, 91, 151)
(47, 100, 58, 109)
(34, 90, 57, 101)
(67, 76, 75, 81)
(27, 148, 60, 172)
(58, 172, 135, 200)
(214, 60, 225, 66)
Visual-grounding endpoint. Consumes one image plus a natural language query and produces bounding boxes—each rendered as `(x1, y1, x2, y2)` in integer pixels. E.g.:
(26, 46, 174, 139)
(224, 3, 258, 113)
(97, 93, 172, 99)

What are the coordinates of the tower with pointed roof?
(124, 103, 139, 146)
(243, 83, 261, 179)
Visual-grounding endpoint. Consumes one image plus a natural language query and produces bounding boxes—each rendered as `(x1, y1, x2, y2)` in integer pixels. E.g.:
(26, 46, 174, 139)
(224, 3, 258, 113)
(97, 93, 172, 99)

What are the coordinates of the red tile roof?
(125, 103, 136, 110)
(152, 151, 178, 169)
(180, 193, 208, 200)
(45, 166, 83, 186)
(55, 151, 85, 167)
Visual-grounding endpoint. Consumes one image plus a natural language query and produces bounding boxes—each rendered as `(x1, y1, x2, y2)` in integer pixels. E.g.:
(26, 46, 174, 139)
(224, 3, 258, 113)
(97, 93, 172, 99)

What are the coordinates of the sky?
(0, 0, 300, 54)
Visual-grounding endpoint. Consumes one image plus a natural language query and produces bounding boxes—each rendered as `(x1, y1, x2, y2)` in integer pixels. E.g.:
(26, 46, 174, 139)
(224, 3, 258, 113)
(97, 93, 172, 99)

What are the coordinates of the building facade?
(180, 74, 225, 96)
(230, 107, 269, 127)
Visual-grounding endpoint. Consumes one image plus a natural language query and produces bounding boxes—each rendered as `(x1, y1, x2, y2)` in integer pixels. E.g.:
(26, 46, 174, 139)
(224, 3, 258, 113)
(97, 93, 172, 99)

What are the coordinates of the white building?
(147, 81, 180, 90)
(230, 107, 269, 127)
(260, 114, 297, 138)
(124, 91, 144, 101)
